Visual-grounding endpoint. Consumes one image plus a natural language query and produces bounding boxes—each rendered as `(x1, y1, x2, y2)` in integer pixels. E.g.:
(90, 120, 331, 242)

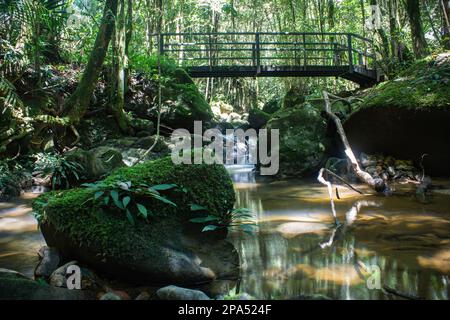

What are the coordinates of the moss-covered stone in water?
(32, 156, 235, 261)
(265, 103, 328, 176)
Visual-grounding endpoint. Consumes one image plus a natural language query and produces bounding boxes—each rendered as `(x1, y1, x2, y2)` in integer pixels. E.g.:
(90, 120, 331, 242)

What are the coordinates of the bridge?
(158, 32, 382, 87)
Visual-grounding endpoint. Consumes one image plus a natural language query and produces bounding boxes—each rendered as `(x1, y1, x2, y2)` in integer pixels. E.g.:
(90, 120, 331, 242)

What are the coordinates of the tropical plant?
(34, 152, 84, 190)
(0, 158, 32, 199)
(81, 180, 182, 225)
(189, 205, 257, 235)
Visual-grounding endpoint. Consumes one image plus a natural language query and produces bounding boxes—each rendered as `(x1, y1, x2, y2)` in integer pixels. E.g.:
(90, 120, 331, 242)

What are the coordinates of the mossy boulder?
(262, 97, 282, 114)
(265, 103, 329, 176)
(282, 87, 306, 109)
(344, 53, 450, 176)
(126, 61, 213, 131)
(159, 68, 213, 130)
(33, 156, 238, 285)
(248, 108, 271, 130)
(65, 146, 125, 180)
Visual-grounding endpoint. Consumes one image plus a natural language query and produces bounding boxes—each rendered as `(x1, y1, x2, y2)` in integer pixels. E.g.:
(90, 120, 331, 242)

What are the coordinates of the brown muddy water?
(1, 167, 450, 299)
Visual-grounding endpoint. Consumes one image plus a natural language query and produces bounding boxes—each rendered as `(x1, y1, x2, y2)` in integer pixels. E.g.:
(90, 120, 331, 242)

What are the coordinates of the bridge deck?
(159, 32, 382, 86)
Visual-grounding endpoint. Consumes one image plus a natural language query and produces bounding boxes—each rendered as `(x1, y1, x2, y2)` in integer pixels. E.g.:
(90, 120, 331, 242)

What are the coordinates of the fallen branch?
(318, 168, 339, 225)
(323, 168, 364, 195)
(322, 91, 387, 193)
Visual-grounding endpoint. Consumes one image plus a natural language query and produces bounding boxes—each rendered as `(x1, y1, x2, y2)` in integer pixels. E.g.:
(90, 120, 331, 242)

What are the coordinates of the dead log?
(322, 91, 387, 193)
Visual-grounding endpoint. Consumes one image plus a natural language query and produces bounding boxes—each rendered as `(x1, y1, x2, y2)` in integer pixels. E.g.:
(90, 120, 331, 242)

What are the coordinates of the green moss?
(248, 108, 271, 130)
(266, 103, 328, 176)
(282, 87, 306, 109)
(262, 97, 282, 114)
(32, 156, 235, 260)
(357, 54, 450, 112)
(134, 55, 213, 128)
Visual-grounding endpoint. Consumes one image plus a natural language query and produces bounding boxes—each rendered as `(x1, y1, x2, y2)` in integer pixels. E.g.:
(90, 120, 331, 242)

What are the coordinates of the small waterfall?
(222, 131, 256, 183)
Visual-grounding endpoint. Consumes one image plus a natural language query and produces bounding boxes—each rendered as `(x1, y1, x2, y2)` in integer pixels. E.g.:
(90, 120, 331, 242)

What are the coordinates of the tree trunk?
(442, 0, 450, 49)
(63, 0, 118, 124)
(110, 0, 130, 132)
(322, 91, 387, 193)
(405, 0, 428, 58)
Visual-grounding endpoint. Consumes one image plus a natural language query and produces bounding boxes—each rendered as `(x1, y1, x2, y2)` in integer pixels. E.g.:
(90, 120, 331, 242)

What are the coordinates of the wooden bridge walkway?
(158, 32, 382, 87)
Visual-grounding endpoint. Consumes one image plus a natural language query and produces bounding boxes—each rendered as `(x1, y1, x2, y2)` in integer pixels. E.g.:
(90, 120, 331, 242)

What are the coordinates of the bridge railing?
(157, 32, 376, 72)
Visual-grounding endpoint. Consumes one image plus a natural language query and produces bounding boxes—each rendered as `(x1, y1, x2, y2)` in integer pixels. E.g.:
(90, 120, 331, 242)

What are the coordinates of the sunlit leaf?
(152, 184, 177, 191)
(190, 203, 208, 211)
(136, 203, 147, 218)
(202, 225, 219, 232)
(189, 215, 219, 223)
(122, 196, 131, 208)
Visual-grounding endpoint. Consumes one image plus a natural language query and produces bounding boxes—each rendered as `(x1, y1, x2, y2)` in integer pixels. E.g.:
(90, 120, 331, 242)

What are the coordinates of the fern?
(0, 76, 25, 115)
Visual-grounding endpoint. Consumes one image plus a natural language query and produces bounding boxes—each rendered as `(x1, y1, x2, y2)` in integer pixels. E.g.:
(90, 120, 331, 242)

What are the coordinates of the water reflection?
(0, 194, 45, 278)
(228, 169, 450, 300)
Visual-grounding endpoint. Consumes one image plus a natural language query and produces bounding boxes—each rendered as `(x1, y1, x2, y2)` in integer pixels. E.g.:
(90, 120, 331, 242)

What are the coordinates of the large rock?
(344, 53, 450, 176)
(33, 156, 239, 285)
(262, 97, 282, 114)
(126, 68, 213, 131)
(265, 103, 329, 176)
(248, 108, 270, 130)
(157, 285, 210, 300)
(65, 146, 124, 180)
(34, 246, 60, 278)
(0, 268, 94, 300)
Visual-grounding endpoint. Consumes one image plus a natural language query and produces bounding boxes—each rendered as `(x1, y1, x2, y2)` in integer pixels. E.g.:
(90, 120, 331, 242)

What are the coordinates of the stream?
(227, 165, 450, 299)
(1, 167, 450, 299)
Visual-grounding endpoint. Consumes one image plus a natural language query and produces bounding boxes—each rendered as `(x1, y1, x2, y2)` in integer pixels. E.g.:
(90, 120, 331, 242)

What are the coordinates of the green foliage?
(34, 152, 84, 190)
(266, 102, 329, 176)
(0, 158, 31, 199)
(0, 0, 71, 69)
(81, 180, 181, 225)
(0, 76, 25, 113)
(189, 205, 257, 235)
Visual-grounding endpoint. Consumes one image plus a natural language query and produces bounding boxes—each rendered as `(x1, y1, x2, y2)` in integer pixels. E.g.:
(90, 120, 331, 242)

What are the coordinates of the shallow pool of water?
(228, 168, 450, 300)
(1, 170, 450, 300)
(0, 193, 45, 278)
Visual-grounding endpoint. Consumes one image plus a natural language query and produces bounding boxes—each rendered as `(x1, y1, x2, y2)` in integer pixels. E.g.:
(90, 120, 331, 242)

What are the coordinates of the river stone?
(0, 268, 94, 300)
(100, 292, 122, 300)
(157, 285, 210, 300)
(35, 246, 60, 278)
(49, 260, 78, 288)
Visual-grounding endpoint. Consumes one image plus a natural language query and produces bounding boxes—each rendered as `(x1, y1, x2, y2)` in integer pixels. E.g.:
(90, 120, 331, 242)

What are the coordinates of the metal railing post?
(347, 34, 353, 72)
(255, 33, 261, 75)
(303, 33, 307, 69)
(159, 34, 164, 56)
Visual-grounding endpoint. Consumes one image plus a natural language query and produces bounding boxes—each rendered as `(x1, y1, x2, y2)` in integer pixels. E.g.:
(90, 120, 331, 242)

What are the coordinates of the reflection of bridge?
(159, 32, 382, 87)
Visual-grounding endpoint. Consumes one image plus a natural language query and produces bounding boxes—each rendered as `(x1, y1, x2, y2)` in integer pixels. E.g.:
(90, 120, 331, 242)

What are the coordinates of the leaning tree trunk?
(62, 0, 118, 124)
(405, 0, 428, 58)
(322, 91, 387, 193)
